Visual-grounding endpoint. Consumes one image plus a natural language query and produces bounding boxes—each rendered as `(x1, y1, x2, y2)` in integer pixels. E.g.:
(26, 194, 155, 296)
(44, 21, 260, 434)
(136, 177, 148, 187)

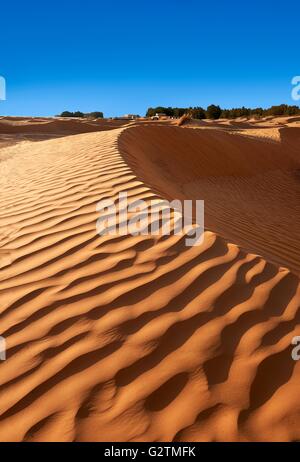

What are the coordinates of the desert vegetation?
(59, 111, 104, 119)
(146, 104, 300, 120)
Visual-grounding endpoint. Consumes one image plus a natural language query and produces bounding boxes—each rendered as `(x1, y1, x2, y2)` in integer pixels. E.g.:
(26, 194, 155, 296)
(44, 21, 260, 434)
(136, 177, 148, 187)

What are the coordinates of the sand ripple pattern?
(0, 127, 300, 441)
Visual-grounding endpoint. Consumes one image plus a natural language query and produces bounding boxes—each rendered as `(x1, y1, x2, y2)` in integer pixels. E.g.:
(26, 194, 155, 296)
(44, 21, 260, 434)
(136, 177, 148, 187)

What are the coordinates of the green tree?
(73, 111, 84, 118)
(88, 111, 104, 119)
(206, 105, 222, 119)
(146, 107, 156, 117)
(60, 111, 74, 117)
(191, 107, 206, 119)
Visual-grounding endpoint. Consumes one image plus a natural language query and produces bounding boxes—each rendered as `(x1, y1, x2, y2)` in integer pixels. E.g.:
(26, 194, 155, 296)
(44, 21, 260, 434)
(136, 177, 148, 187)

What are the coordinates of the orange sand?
(0, 116, 300, 442)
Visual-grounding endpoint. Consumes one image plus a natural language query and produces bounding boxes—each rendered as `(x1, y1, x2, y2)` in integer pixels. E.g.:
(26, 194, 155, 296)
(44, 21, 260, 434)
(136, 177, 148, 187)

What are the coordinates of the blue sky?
(0, 0, 299, 117)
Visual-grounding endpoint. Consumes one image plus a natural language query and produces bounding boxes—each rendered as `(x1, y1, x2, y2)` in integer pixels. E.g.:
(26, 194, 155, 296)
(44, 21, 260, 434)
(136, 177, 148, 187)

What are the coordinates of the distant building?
(122, 114, 140, 120)
(151, 113, 167, 120)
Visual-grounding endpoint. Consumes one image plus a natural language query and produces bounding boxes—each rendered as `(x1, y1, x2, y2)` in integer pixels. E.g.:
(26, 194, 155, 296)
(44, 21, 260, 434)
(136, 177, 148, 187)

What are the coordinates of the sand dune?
(120, 124, 300, 274)
(0, 116, 131, 150)
(0, 119, 300, 442)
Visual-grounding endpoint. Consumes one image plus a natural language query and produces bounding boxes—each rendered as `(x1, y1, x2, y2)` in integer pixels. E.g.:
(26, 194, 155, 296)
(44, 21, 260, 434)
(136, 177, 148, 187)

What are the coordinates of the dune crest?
(120, 124, 300, 274)
(0, 123, 300, 442)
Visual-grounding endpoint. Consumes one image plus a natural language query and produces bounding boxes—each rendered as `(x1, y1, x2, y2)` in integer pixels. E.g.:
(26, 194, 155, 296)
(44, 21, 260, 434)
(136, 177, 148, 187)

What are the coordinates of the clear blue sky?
(0, 0, 299, 117)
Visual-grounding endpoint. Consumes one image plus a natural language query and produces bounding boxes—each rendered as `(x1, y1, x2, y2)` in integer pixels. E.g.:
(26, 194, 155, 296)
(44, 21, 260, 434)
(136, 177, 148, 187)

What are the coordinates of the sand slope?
(120, 125, 300, 274)
(0, 123, 300, 442)
(0, 116, 131, 151)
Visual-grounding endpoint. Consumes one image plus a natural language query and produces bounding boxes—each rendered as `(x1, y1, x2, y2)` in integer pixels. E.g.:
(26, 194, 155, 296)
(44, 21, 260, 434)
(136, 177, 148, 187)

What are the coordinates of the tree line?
(146, 104, 300, 120)
(59, 111, 104, 119)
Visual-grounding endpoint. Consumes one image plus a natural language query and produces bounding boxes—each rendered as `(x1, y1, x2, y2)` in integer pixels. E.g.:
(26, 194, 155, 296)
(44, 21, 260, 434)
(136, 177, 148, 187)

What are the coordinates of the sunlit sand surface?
(0, 116, 300, 441)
